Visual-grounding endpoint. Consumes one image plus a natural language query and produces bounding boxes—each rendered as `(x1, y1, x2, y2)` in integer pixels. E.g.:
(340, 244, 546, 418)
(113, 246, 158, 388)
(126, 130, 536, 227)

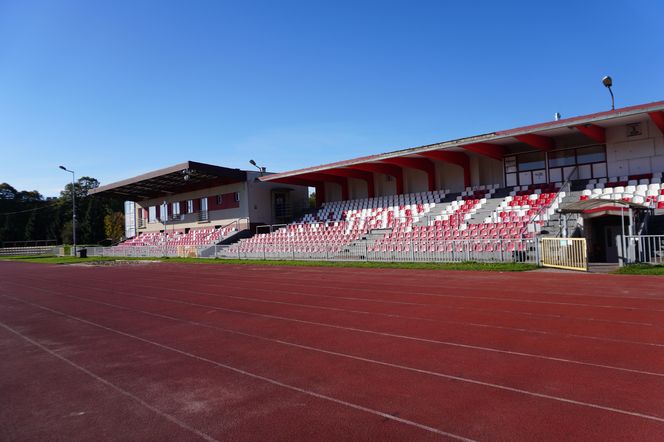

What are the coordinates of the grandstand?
(89, 101, 664, 268)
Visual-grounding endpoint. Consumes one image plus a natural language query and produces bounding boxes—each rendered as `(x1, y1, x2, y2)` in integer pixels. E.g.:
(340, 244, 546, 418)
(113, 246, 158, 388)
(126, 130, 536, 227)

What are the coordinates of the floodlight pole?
(59, 166, 76, 255)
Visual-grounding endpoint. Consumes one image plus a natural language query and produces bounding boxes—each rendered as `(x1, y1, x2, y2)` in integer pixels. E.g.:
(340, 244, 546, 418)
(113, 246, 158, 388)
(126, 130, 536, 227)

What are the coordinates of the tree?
(104, 212, 125, 243)
(0, 183, 18, 200)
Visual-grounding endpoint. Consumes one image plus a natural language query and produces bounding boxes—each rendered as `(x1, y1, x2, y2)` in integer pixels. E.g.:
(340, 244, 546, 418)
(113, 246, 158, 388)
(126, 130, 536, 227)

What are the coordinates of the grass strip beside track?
(614, 264, 664, 275)
(0, 255, 537, 271)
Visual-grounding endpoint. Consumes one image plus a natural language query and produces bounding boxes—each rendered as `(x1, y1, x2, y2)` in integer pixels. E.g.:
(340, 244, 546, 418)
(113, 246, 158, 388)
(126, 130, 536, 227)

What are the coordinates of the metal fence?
(87, 239, 538, 264)
(539, 237, 587, 271)
(623, 235, 664, 265)
(0, 246, 59, 256)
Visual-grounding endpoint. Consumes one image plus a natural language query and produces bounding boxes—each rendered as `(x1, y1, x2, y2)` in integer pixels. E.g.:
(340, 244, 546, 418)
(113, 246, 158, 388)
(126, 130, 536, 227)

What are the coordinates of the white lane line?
(0, 295, 475, 441)
(5, 293, 664, 426)
(13, 288, 664, 424)
(82, 276, 664, 327)
(11, 277, 663, 346)
(171, 271, 664, 302)
(18, 273, 659, 329)
(0, 321, 217, 442)
(122, 266, 664, 303)
(3, 284, 664, 379)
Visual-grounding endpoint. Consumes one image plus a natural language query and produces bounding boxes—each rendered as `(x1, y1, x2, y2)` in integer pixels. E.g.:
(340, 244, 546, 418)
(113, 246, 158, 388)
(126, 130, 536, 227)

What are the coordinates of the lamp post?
(249, 159, 266, 176)
(602, 76, 615, 110)
(59, 166, 76, 255)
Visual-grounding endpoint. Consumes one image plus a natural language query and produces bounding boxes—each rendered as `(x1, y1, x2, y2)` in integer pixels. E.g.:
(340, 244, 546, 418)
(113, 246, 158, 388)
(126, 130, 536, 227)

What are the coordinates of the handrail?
(519, 166, 578, 238)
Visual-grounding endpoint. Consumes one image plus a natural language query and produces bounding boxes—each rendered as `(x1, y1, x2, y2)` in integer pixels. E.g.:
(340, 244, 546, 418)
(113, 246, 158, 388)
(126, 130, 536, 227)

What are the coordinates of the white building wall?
(374, 173, 396, 196)
(436, 162, 465, 192)
(324, 181, 343, 202)
(477, 156, 504, 187)
(348, 178, 368, 199)
(135, 174, 308, 232)
(403, 168, 428, 193)
(606, 118, 664, 177)
(246, 171, 308, 224)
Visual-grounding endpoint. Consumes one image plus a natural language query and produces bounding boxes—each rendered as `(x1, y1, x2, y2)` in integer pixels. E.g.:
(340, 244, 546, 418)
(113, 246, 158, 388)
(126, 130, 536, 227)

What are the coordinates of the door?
(604, 225, 621, 263)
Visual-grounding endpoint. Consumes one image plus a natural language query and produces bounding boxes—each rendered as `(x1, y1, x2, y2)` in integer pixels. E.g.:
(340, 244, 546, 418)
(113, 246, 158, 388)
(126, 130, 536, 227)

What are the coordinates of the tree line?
(0, 178, 125, 245)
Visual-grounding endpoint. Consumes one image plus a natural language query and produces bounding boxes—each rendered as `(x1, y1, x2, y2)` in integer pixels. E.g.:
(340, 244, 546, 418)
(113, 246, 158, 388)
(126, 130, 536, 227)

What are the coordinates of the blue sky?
(1, 0, 663, 196)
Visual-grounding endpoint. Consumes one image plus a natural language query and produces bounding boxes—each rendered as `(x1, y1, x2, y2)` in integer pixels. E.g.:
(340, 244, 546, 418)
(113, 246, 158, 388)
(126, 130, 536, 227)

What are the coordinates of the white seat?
(625, 185, 636, 193)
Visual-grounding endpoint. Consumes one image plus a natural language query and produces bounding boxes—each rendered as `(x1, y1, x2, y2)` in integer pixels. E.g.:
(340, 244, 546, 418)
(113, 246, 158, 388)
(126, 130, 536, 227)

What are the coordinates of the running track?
(1, 261, 663, 441)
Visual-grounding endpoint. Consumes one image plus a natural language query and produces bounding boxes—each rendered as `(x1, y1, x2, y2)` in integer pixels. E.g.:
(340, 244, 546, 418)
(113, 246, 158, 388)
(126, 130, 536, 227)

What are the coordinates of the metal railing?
(172, 239, 537, 263)
(86, 239, 538, 263)
(519, 166, 578, 238)
(623, 235, 664, 265)
(0, 245, 59, 256)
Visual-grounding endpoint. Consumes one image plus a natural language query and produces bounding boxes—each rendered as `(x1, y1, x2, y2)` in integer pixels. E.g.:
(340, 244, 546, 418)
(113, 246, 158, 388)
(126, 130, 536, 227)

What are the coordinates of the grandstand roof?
(88, 161, 247, 200)
(260, 99, 664, 184)
(559, 199, 648, 214)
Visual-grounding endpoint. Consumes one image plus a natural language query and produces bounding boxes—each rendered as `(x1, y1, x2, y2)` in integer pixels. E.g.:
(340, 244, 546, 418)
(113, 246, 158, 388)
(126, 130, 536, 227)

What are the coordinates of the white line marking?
(10, 277, 664, 347)
(0, 321, 217, 442)
(5, 293, 664, 425)
(0, 296, 475, 441)
(5, 283, 663, 378)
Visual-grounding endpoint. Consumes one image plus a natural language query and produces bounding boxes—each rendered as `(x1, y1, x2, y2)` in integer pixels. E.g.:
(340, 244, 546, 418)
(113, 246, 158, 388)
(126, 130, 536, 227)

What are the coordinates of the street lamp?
(59, 165, 76, 255)
(602, 75, 615, 110)
(249, 159, 266, 176)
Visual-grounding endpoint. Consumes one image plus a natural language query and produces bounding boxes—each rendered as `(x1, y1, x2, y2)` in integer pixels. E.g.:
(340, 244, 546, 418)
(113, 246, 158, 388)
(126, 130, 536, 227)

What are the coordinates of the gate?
(539, 237, 588, 271)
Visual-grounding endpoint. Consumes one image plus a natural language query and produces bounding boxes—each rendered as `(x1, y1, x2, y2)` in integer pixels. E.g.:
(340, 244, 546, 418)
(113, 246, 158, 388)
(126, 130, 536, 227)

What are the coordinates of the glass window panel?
(577, 145, 606, 164)
(577, 164, 592, 179)
(505, 156, 517, 173)
(548, 149, 576, 167)
(519, 171, 532, 185)
(532, 170, 547, 184)
(506, 173, 517, 186)
(518, 152, 545, 171)
(592, 162, 607, 178)
(549, 168, 562, 182)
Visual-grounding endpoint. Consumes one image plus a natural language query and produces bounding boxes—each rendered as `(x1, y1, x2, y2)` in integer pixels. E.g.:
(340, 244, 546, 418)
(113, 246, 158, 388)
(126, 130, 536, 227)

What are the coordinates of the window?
(517, 152, 545, 171)
(548, 149, 576, 168)
(172, 202, 180, 216)
(160, 202, 168, 221)
(234, 192, 240, 202)
(187, 199, 193, 214)
(216, 195, 223, 205)
(148, 206, 156, 223)
(576, 145, 606, 164)
(200, 197, 208, 212)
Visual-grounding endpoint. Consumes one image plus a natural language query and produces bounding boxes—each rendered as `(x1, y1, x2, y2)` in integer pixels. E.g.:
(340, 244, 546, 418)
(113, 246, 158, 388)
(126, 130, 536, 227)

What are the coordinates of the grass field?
(614, 264, 664, 275)
(0, 255, 538, 271)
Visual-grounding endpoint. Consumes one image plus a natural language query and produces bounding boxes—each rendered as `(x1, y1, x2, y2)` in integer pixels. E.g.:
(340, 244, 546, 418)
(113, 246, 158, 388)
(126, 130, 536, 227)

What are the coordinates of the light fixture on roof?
(602, 75, 614, 110)
(249, 159, 266, 176)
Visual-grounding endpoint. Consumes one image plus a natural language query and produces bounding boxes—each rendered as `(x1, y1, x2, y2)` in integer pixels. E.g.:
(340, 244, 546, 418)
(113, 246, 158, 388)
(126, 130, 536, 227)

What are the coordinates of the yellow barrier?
(540, 237, 588, 271)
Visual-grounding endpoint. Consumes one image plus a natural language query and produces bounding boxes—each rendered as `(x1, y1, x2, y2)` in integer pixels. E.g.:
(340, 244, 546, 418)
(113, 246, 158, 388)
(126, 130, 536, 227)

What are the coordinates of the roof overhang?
(88, 161, 247, 201)
(260, 99, 664, 183)
(559, 199, 649, 216)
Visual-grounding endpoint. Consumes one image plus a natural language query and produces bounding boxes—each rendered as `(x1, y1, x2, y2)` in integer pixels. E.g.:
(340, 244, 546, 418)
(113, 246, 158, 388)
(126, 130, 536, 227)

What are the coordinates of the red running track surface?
(1, 261, 663, 441)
